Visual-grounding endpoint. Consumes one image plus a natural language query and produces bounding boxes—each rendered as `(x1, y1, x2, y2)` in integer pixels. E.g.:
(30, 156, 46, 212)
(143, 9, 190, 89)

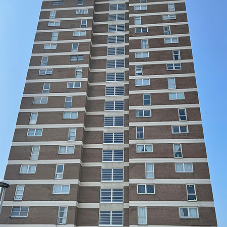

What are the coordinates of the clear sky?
(0, 0, 226, 225)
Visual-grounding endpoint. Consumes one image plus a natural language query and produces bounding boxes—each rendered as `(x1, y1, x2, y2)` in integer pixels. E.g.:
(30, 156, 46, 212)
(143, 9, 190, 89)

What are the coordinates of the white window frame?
(11, 207, 29, 217)
(137, 184, 155, 194)
(167, 63, 181, 70)
(105, 86, 124, 96)
(49, 11, 56, 19)
(108, 36, 125, 44)
(67, 82, 81, 89)
(163, 26, 171, 35)
(169, 92, 185, 100)
(81, 20, 87, 28)
(134, 5, 147, 10)
(108, 24, 125, 32)
(109, 14, 125, 21)
(29, 113, 38, 125)
(163, 15, 176, 20)
(20, 165, 36, 174)
(186, 184, 197, 201)
(76, 9, 88, 14)
(143, 94, 151, 105)
(65, 97, 72, 108)
(135, 65, 143, 75)
(58, 206, 68, 224)
(33, 97, 48, 104)
(135, 79, 150, 86)
(179, 207, 199, 218)
(178, 109, 187, 121)
(63, 112, 78, 119)
(171, 126, 189, 134)
(145, 163, 154, 179)
(75, 68, 82, 78)
(27, 129, 43, 137)
(168, 3, 175, 12)
(137, 144, 153, 153)
(164, 37, 179, 44)
(48, 21, 60, 27)
(135, 27, 148, 33)
(42, 83, 50, 93)
(138, 207, 147, 225)
(107, 60, 125, 68)
(39, 69, 52, 75)
(173, 144, 183, 158)
(30, 146, 40, 160)
(41, 57, 48, 66)
(14, 185, 25, 201)
(73, 31, 86, 36)
(53, 185, 70, 194)
(51, 32, 59, 41)
(136, 110, 151, 117)
(136, 127, 144, 139)
(175, 163, 193, 173)
(173, 50, 181, 60)
(135, 52, 149, 58)
(55, 164, 64, 179)
(52, 1, 63, 6)
(72, 43, 79, 52)
(58, 146, 75, 154)
(141, 39, 148, 49)
(134, 16, 141, 25)
(44, 44, 57, 49)
(68, 128, 76, 141)
(168, 78, 176, 89)
(109, 4, 125, 11)
(77, 0, 83, 7)
(107, 47, 125, 56)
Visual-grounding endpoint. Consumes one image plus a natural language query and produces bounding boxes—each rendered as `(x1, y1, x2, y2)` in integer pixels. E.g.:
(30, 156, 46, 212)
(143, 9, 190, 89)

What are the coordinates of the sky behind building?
(0, 0, 226, 225)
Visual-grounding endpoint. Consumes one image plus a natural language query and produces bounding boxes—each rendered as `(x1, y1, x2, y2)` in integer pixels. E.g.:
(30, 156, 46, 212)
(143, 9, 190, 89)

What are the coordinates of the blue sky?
(0, 0, 226, 225)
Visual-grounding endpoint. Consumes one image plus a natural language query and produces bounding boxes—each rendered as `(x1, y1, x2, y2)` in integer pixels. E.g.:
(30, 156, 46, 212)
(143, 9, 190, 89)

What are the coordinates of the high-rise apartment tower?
(0, 0, 217, 226)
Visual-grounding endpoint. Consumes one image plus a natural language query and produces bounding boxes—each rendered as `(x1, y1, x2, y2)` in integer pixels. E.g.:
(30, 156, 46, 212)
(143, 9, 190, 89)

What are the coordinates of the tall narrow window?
(14, 185, 25, 201)
(163, 26, 171, 35)
(49, 11, 56, 19)
(30, 146, 40, 160)
(77, 0, 83, 7)
(75, 68, 82, 78)
(29, 113, 38, 124)
(55, 164, 64, 179)
(168, 78, 176, 89)
(42, 83, 50, 93)
(187, 185, 197, 201)
(51, 32, 59, 41)
(138, 207, 147, 225)
(173, 144, 183, 158)
(179, 109, 187, 121)
(141, 39, 148, 49)
(173, 50, 181, 60)
(81, 20, 87, 28)
(168, 3, 175, 12)
(41, 57, 48, 66)
(143, 94, 151, 105)
(135, 17, 141, 25)
(145, 163, 154, 178)
(72, 43, 79, 52)
(58, 207, 68, 224)
(68, 128, 76, 141)
(135, 65, 143, 75)
(65, 97, 72, 108)
(136, 127, 144, 139)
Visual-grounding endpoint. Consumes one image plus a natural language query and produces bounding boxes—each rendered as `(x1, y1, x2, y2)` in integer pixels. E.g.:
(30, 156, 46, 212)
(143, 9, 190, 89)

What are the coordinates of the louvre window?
(108, 36, 125, 43)
(106, 73, 124, 82)
(103, 133, 124, 144)
(104, 116, 124, 127)
(99, 211, 123, 226)
(101, 169, 124, 182)
(105, 101, 124, 111)
(100, 189, 123, 203)
(105, 86, 124, 96)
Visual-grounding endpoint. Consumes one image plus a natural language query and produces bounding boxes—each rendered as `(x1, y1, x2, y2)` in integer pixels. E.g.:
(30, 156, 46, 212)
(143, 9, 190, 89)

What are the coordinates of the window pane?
(138, 185, 145, 193)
